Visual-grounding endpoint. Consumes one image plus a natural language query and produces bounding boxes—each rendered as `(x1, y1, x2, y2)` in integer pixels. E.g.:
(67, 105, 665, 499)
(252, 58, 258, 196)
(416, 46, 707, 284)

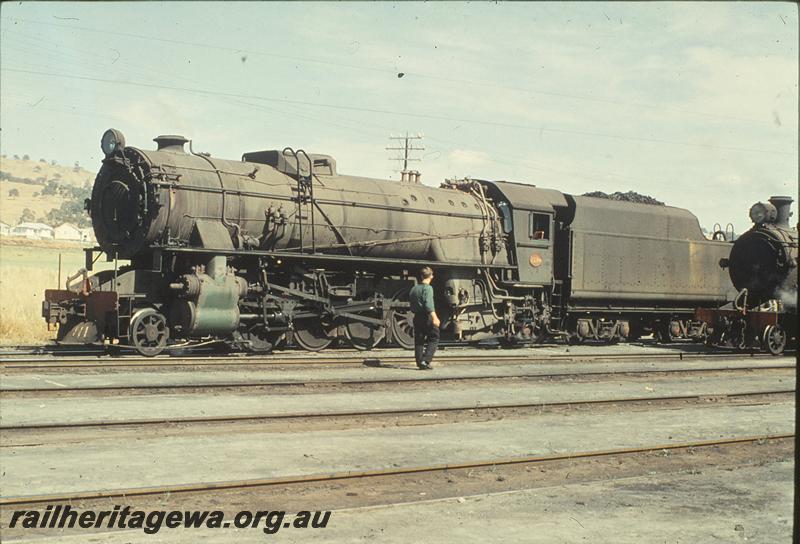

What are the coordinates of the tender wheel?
(389, 286, 415, 350)
(656, 320, 681, 343)
(568, 319, 590, 344)
(292, 319, 335, 351)
(762, 325, 787, 356)
(129, 308, 169, 356)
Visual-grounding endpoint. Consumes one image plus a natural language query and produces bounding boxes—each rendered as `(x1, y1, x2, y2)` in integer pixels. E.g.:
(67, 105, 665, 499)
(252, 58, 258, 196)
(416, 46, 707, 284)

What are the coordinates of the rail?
(2, 390, 791, 431)
(1, 434, 791, 506)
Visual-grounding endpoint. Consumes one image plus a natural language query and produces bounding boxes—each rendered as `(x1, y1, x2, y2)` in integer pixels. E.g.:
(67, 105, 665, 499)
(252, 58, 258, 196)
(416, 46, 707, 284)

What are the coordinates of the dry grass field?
(0, 156, 102, 344)
(0, 238, 114, 345)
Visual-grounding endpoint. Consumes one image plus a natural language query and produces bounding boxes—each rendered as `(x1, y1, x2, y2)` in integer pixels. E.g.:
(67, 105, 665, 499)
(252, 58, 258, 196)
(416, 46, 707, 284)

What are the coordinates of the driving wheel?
(345, 318, 386, 351)
(293, 319, 336, 351)
(129, 308, 169, 356)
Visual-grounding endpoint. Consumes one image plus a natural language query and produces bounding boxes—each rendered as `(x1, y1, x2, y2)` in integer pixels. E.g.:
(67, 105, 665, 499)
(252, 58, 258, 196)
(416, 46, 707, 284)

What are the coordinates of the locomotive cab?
(477, 181, 568, 286)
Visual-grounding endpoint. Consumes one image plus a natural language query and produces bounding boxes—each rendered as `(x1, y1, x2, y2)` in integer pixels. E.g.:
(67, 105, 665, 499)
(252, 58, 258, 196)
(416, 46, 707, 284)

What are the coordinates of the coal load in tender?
(582, 191, 665, 206)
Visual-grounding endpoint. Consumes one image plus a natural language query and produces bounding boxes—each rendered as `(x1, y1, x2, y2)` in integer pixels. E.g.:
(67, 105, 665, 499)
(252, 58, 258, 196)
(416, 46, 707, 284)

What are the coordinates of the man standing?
(409, 266, 440, 370)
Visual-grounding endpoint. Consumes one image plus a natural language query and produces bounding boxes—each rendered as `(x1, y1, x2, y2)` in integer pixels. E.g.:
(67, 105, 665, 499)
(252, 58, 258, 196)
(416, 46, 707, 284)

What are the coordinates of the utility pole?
(387, 132, 424, 183)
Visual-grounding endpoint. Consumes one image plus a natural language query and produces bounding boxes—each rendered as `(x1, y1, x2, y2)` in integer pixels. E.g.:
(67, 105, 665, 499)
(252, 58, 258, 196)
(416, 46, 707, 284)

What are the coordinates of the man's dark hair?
(420, 266, 434, 280)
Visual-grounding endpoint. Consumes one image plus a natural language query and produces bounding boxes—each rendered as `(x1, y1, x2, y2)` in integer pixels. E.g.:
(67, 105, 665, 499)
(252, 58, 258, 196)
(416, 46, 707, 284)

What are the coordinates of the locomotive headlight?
(101, 128, 126, 157)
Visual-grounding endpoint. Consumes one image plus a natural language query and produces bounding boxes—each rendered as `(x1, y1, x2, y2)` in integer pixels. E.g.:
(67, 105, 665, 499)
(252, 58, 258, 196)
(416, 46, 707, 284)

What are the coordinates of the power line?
(0, 16, 394, 75)
(0, 15, 773, 125)
(2, 67, 793, 157)
(387, 133, 425, 172)
(0, 90, 674, 189)
(0, 29, 766, 192)
(1, 27, 192, 85)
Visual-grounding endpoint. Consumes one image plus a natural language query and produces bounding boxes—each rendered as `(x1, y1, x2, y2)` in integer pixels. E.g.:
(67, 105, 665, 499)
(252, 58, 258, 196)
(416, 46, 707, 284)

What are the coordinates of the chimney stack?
(768, 195, 793, 227)
(154, 135, 189, 153)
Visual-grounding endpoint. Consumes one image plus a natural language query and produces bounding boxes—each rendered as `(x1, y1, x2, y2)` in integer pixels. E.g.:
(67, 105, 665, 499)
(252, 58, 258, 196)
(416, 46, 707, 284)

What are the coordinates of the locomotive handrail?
(279, 229, 484, 254)
(148, 181, 485, 220)
(282, 147, 302, 252)
(725, 223, 735, 241)
(282, 147, 317, 254)
(156, 244, 513, 269)
(296, 149, 316, 254)
(733, 288, 749, 313)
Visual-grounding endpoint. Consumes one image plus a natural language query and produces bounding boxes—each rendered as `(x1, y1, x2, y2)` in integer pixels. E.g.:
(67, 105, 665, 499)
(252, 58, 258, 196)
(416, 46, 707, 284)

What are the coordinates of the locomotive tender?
(43, 129, 736, 355)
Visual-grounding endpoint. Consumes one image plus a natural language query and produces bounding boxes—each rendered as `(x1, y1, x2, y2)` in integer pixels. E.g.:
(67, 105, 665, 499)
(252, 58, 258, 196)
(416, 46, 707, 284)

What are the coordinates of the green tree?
(41, 180, 59, 196)
(45, 200, 91, 227)
(8, 188, 20, 198)
(22, 154, 30, 161)
(20, 208, 35, 222)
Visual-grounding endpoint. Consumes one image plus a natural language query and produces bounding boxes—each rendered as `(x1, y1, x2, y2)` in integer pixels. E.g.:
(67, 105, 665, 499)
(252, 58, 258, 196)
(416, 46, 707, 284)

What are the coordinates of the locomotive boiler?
(43, 129, 736, 355)
(698, 196, 797, 354)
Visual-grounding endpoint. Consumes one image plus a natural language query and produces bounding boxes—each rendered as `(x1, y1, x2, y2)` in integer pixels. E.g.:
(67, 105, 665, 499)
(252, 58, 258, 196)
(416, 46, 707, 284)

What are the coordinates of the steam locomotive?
(697, 196, 797, 355)
(43, 129, 737, 355)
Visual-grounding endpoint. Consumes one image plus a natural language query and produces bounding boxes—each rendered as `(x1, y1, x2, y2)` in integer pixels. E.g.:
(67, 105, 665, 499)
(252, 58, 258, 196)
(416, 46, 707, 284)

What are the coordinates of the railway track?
(1, 389, 791, 432)
(0, 349, 783, 370)
(1, 363, 792, 395)
(0, 342, 680, 361)
(1, 434, 791, 506)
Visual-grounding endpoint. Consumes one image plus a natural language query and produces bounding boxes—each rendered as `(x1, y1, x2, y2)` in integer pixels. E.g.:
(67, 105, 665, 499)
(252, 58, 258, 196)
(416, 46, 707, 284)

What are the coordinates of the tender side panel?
(570, 232, 733, 301)
(568, 196, 734, 303)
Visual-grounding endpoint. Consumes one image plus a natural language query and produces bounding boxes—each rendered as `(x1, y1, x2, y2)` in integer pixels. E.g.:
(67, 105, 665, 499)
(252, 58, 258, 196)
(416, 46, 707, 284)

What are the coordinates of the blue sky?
(1, 1, 797, 232)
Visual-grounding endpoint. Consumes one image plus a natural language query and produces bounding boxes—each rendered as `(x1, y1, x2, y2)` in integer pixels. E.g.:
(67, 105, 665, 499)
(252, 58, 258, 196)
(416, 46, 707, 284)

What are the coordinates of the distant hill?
(0, 156, 96, 187)
(0, 156, 96, 226)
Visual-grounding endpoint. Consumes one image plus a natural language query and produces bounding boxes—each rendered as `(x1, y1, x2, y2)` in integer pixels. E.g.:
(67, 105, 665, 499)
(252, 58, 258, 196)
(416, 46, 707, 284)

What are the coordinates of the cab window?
(497, 201, 513, 234)
(529, 212, 550, 240)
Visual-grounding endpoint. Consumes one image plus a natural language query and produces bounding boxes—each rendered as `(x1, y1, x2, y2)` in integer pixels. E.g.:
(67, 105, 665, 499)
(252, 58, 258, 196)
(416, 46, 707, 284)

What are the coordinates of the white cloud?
(447, 148, 490, 166)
